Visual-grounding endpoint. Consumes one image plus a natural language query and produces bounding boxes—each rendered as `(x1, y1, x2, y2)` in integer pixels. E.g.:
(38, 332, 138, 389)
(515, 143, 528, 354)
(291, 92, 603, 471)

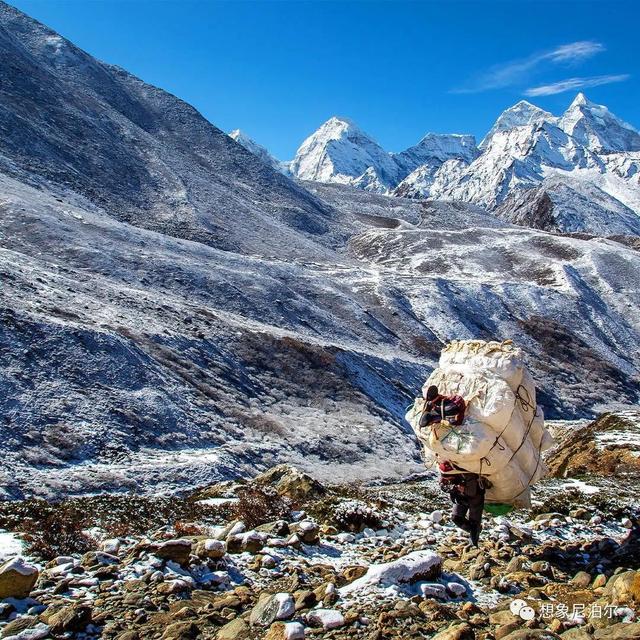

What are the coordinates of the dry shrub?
(230, 486, 291, 530)
(174, 521, 207, 537)
(0, 495, 223, 560)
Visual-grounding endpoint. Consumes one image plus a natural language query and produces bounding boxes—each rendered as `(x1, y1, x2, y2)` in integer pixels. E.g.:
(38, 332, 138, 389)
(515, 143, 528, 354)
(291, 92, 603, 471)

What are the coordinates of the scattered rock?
(217, 617, 251, 640)
(0, 557, 39, 599)
(602, 570, 640, 605)
(500, 630, 561, 640)
(254, 464, 326, 502)
(430, 622, 475, 640)
(194, 538, 225, 560)
(153, 539, 192, 566)
(306, 608, 345, 630)
(160, 622, 200, 640)
(44, 603, 93, 634)
(249, 592, 295, 626)
(264, 621, 305, 640)
(571, 571, 592, 588)
(593, 622, 640, 639)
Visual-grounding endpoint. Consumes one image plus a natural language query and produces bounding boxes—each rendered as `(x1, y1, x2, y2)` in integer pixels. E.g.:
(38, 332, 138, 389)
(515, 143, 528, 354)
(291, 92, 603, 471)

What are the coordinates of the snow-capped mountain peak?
(479, 100, 557, 149)
(288, 116, 400, 191)
(559, 93, 640, 154)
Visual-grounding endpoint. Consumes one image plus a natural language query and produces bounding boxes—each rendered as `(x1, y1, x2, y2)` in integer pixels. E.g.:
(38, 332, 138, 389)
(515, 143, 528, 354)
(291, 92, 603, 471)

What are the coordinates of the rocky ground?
(1, 412, 639, 640)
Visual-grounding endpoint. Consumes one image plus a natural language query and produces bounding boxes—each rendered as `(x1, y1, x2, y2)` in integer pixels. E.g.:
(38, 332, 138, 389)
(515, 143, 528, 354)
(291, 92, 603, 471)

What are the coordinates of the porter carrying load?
(406, 339, 554, 510)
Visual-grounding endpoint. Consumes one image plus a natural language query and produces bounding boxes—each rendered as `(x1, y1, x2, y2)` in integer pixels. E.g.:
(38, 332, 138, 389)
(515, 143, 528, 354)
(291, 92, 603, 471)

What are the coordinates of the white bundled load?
(406, 339, 554, 508)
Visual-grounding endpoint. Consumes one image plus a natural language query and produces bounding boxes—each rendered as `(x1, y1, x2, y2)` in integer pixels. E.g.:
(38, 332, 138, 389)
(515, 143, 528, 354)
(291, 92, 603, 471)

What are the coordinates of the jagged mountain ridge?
(243, 94, 640, 235)
(1, 2, 640, 498)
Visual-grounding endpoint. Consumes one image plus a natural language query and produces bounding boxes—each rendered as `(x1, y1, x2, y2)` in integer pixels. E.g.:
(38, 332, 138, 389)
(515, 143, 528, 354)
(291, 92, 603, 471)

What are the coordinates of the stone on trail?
(217, 617, 251, 640)
(571, 570, 592, 588)
(0, 556, 39, 599)
(306, 608, 345, 630)
(420, 582, 448, 599)
(249, 592, 296, 626)
(254, 464, 326, 502)
(153, 539, 192, 566)
(500, 630, 561, 640)
(43, 602, 93, 634)
(430, 622, 475, 640)
(194, 538, 225, 560)
(339, 550, 442, 595)
(602, 570, 640, 605)
(265, 621, 305, 640)
(160, 621, 200, 640)
(593, 622, 640, 639)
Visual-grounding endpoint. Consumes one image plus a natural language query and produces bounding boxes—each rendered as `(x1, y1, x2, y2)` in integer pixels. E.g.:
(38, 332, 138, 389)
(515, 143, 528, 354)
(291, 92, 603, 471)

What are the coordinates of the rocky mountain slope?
(1, 2, 639, 499)
(280, 95, 640, 235)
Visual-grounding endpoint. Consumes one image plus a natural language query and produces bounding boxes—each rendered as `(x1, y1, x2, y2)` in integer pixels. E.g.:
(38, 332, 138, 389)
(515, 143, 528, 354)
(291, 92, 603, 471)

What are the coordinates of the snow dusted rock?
(293, 521, 319, 545)
(43, 602, 93, 634)
(340, 550, 442, 595)
(430, 510, 444, 524)
(264, 621, 305, 640)
(420, 582, 448, 599)
(446, 581, 467, 597)
(306, 608, 345, 630)
(0, 556, 39, 599)
(249, 592, 295, 626)
(101, 538, 121, 555)
(1, 619, 50, 640)
(255, 467, 326, 502)
(194, 539, 226, 560)
(152, 539, 192, 566)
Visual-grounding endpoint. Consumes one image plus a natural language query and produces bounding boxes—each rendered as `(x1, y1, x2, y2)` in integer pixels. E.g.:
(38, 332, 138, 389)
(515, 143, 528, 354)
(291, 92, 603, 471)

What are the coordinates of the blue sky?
(10, 0, 639, 159)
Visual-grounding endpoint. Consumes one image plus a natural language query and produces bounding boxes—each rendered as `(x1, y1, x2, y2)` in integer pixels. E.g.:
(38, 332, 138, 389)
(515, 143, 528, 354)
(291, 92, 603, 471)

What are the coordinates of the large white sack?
(419, 418, 515, 470)
(424, 368, 515, 431)
(439, 340, 525, 392)
(410, 339, 554, 508)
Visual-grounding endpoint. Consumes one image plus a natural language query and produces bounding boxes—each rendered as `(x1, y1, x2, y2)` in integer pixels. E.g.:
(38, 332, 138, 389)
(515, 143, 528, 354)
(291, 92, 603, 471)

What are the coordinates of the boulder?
(194, 539, 225, 560)
(160, 622, 200, 640)
(264, 621, 305, 640)
(254, 465, 326, 502)
(340, 550, 442, 595)
(497, 623, 523, 640)
(1, 615, 40, 637)
(594, 623, 640, 639)
(249, 593, 295, 626)
(0, 557, 39, 599)
(560, 630, 594, 640)
(294, 521, 320, 545)
(430, 623, 475, 640)
(44, 603, 93, 634)
(153, 539, 192, 566)
(501, 630, 561, 640)
(342, 565, 368, 583)
(571, 571, 592, 588)
(256, 521, 290, 537)
(602, 570, 640, 604)
(217, 618, 251, 640)
(306, 608, 345, 630)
